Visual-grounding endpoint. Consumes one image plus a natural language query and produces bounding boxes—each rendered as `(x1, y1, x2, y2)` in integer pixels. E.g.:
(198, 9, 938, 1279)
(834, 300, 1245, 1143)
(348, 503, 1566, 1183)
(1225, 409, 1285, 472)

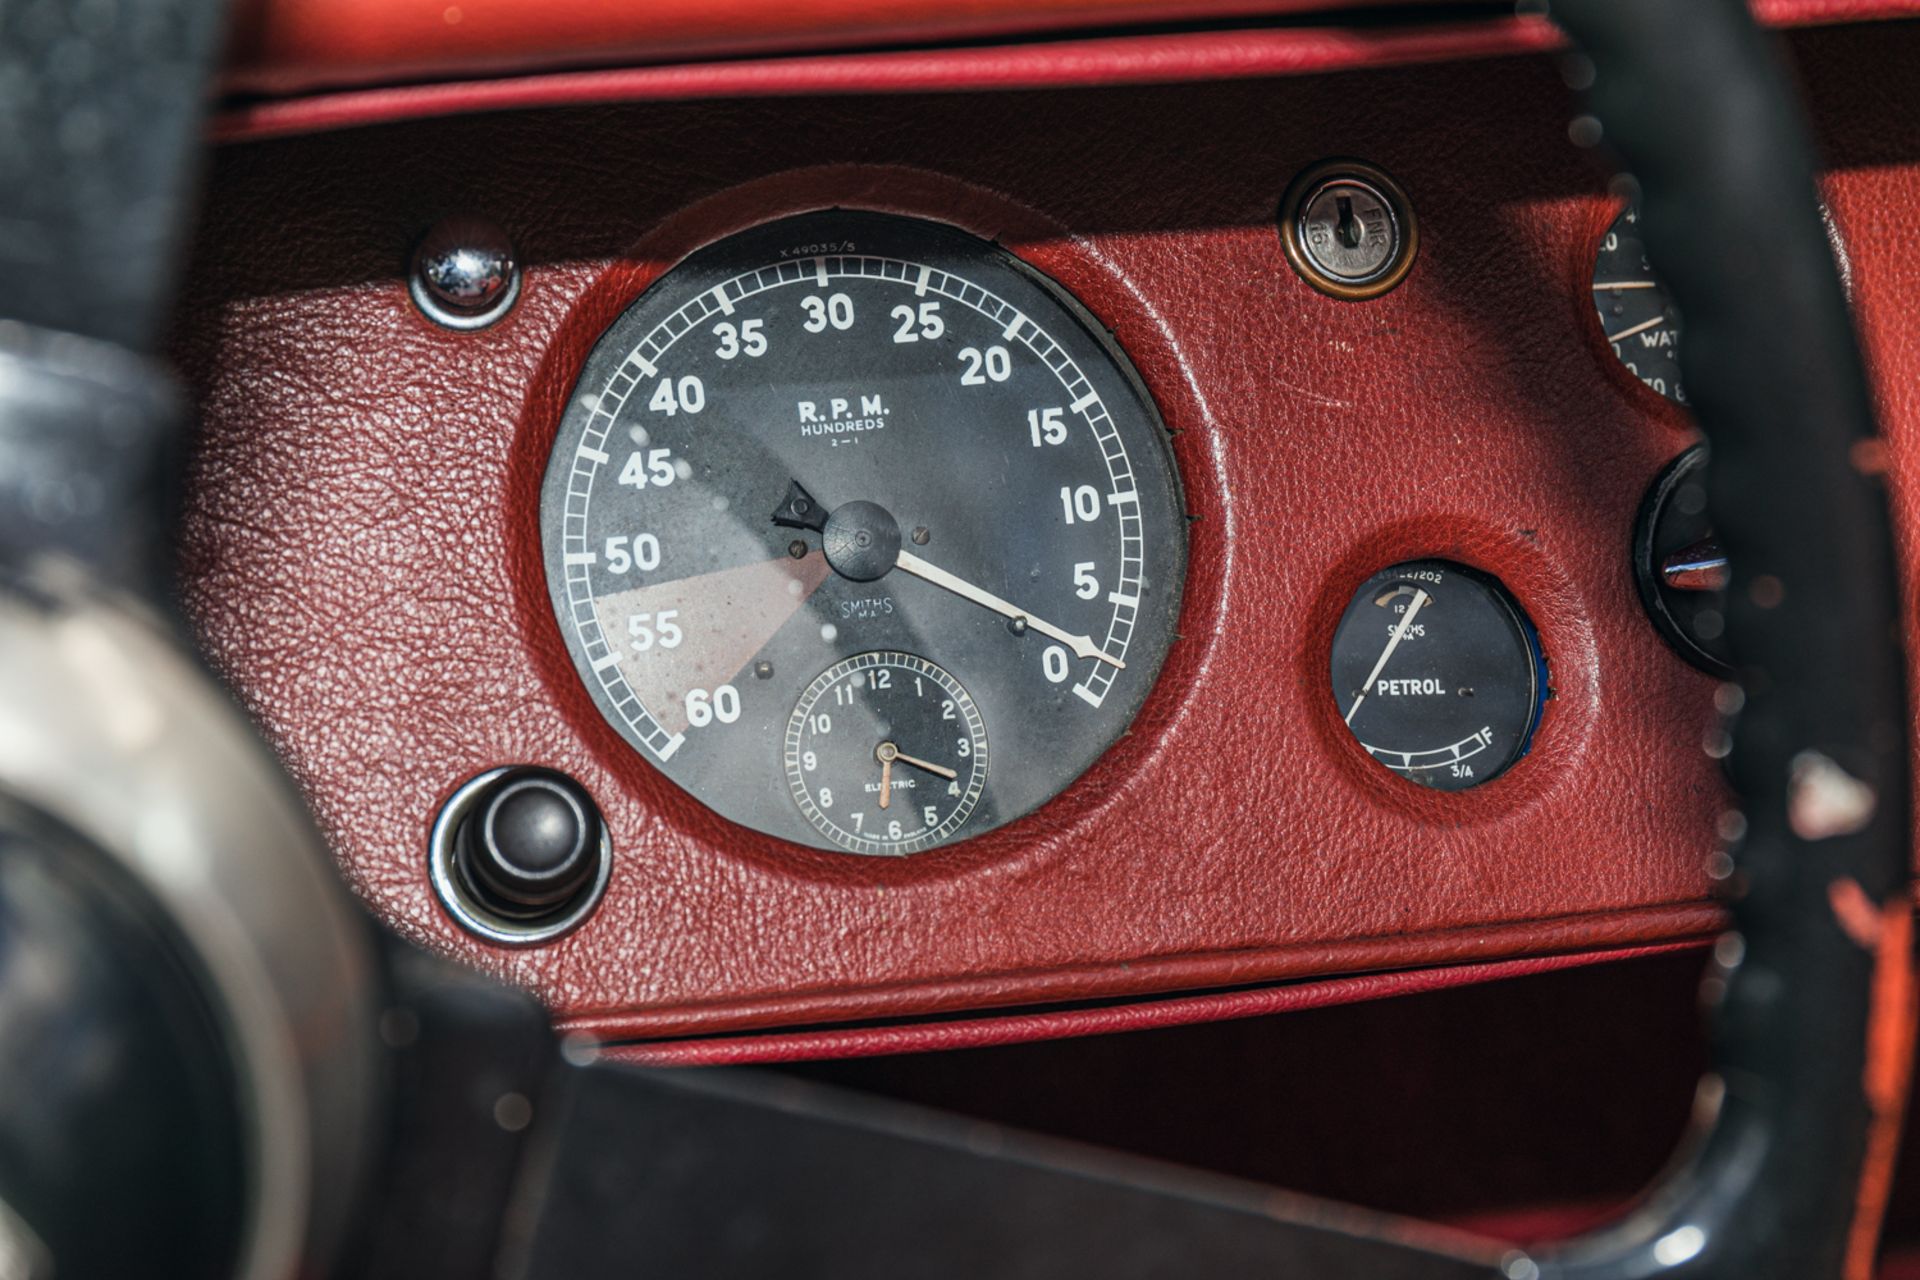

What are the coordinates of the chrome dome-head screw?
(409, 216, 521, 330)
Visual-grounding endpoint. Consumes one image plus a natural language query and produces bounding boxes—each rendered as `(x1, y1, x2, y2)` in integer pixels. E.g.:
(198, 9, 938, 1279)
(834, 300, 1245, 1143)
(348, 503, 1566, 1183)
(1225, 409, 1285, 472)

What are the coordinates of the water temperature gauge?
(1330, 561, 1547, 791)
(1593, 205, 1685, 404)
(1592, 202, 1850, 406)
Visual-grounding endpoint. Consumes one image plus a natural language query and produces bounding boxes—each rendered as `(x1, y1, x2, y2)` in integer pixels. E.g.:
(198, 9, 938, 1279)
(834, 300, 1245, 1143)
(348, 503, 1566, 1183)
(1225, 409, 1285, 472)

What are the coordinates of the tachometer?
(540, 211, 1187, 856)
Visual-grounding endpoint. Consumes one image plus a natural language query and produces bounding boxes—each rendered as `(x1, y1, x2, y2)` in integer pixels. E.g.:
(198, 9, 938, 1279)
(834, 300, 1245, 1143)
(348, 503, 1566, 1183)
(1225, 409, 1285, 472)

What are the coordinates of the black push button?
(454, 767, 602, 918)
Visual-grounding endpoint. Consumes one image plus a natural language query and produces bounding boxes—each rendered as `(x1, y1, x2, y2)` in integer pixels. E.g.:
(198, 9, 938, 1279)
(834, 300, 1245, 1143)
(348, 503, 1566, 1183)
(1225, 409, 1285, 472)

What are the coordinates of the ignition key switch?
(1279, 159, 1418, 300)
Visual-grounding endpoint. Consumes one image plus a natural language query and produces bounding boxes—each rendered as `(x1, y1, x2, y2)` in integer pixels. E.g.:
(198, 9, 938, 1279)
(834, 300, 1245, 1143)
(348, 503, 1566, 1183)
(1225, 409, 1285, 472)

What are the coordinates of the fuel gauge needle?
(1344, 588, 1429, 725)
(894, 549, 1125, 670)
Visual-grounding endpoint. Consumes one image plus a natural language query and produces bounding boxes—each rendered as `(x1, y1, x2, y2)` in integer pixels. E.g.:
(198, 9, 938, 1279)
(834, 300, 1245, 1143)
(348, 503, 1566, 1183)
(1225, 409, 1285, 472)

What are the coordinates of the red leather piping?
(562, 904, 1727, 1043)
(601, 942, 1707, 1066)
(224, 0, 1525, 95)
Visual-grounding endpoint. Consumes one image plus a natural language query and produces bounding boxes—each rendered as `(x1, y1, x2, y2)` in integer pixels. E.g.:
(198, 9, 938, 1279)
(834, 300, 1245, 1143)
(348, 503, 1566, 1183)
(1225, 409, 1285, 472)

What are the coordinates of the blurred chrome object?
(0, 562, 383, 1280)
(1662, 539, 1729, 592)
(2, 0, 394, 1273)
(410, 217, 523, 330)
(0, 1197, 49, 1280)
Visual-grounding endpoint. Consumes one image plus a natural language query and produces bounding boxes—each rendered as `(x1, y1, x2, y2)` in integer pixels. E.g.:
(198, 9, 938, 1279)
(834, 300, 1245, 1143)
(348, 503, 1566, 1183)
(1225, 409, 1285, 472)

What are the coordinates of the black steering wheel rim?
(1538, 2, 1913, 1275)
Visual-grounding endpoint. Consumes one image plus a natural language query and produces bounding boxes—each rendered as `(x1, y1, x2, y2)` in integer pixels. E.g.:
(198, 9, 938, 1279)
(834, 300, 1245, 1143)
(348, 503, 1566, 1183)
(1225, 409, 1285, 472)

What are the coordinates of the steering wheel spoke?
(503, 1063, 1511, 1279)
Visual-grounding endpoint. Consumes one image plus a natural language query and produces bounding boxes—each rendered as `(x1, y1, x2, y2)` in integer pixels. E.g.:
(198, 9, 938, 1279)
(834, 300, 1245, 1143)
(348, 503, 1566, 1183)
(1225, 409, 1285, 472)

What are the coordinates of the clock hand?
(877, 741, 959, 781)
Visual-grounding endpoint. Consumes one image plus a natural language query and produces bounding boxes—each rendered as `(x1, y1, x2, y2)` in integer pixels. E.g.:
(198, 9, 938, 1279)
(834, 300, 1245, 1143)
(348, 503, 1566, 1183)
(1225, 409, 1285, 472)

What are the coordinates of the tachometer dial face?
(785, 652, 988, 856)
(1592, 205, 1686, 405)
(1330, 561, 1546, 791)
(540, 210, 1187, 856)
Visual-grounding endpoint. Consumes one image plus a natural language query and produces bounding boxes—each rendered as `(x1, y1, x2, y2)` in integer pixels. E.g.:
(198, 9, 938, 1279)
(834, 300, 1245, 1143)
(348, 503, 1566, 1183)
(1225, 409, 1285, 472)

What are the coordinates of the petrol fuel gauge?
(1331, 561, 1546, 791)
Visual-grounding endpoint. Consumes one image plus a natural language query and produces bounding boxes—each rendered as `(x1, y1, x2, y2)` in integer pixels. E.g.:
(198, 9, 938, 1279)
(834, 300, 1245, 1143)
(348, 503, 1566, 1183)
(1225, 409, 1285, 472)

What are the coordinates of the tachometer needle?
(878, 741, 959, 780)
(894, 549, 1125, 670)
(1344, 587, 1429, 725)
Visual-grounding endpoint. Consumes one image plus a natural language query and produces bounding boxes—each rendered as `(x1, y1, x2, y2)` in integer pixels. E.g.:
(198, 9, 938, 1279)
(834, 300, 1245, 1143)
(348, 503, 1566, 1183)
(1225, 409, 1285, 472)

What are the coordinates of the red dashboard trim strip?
(557, 903, 1725, 1044)
(221, 0, 1920, 104)
(601, 941, 1708, 1066)
(211, 2, 1920, 145)
(223, 0, 1514, 96)
(212, 20, 1562, 142)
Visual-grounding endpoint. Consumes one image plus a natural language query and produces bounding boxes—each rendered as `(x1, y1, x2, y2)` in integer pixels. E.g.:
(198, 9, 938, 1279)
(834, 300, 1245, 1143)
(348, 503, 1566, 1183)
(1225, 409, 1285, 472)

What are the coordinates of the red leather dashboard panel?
(173, 23, 1916, 1044)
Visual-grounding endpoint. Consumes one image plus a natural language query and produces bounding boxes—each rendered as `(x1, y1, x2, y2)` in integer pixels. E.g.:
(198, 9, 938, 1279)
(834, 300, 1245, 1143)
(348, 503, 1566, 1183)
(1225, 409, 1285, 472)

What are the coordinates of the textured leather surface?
(219, 0, 1920, 98)
(172, 23, 1915, 1041)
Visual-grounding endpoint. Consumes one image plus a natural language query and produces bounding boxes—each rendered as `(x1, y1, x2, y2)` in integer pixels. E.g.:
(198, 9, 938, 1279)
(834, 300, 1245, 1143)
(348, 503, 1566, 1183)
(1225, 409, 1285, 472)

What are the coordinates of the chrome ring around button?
(428, 767, 612, 946)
